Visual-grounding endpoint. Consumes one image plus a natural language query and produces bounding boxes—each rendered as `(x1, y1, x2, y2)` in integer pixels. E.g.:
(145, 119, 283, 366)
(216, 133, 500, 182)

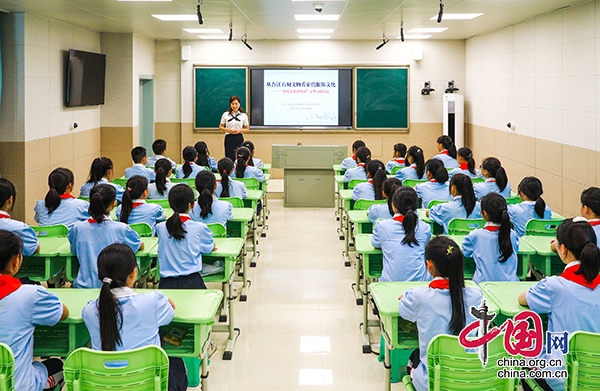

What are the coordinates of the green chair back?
(77, 196, 89, 202)
(146, 199, 170, 208)
(0, 343, 15, 391)
(207, 223, 227, 238)
(220, 197, 244, 208)
(447, 218, 485, 235)
(348, 179, 367, 190)
(471, 177, 485, 184)
(354, 199, 386, 211)
(64, 346, 169, 391)
(170, 178, 195, 187)
(525, 218, 564, 237)
(427, 200, 448, 209)
(129, 223, 153, 237)
(391, 166, 403, 175)
(31, 224, 69, 237)
(402, 179, 427, 188)
(565, 331, 600, 391)
(233, 177, 260, 190)
(112, 177, 128, 188)
(505, 195, 522, 205)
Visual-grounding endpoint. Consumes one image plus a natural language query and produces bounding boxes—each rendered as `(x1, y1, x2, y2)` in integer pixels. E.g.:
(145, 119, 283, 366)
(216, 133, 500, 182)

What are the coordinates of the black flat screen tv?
(65, 49, 106, 107)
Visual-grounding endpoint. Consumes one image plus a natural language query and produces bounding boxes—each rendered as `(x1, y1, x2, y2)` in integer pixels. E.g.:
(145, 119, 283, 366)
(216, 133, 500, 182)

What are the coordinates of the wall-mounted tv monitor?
(65, 49, 106, 107)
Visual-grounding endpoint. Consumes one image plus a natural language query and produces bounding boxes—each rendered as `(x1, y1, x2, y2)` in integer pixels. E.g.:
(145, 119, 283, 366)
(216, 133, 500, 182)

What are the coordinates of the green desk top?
(339, 189, 353, 200)
(348, 210, 369, 224)
(136, 237, 158, 258)
(335, 175, 345, 184)
(355, 234, 379, 254)
(149, 238, 244, 258)
(231, 207, 254, 222)
(262, 163, 271, 171)
(477, 282, 537, 317)
(264, 173, 270, 182)
(551, 212, 564, 220)
(520, 236, 556, 256)
(246, 190, 262, 200)
(443, 234, 536, 255)
(33, 237, 70, 257)
(47, 289, 98, 322)
(333, 164, 343, 172)
(417, 208, 433, 224)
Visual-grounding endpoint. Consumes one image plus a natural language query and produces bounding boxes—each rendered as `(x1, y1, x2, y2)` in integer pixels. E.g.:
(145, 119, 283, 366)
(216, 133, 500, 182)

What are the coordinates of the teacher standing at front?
(219, 95, 249, 160)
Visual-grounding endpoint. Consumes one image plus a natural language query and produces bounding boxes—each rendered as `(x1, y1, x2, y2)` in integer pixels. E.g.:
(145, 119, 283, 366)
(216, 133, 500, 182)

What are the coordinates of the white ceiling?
(0, 0, 588, 41)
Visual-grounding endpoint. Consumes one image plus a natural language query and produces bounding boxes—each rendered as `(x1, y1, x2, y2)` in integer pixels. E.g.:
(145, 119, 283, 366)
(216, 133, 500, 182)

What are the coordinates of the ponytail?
(496, 167, 508, 192)
(218, 158, 234, 198)
(182, 146, 198, 178)
(451, 174, 476, 216)
(45, 168, 74, 214)
(437, 135, 457, 159)
(242, 141, 256, 166)
(154, 158, 172, 196)
(355, 146, 372, 175)
(236, 147, 251, 178)
(194, 141, 210, 167)
(482, 157, 508, 191)
(87, 157, 113, 185)
(89, 184, 116, 223)
(481, 193, 513, 263)
(166, 184, 195, 240)
(426, 159, 448, 184)
(407, 146, 425, 179)
(120, 176, 148, 224)
(383, 178, 402, 215)
(457, 147, 476, 175)
(557, 219, 600, 283)
(367, 160, 387, 200)
(392, 187, 420, 246)
(195, 170, 216, 219)
(518, 177, 546, 218)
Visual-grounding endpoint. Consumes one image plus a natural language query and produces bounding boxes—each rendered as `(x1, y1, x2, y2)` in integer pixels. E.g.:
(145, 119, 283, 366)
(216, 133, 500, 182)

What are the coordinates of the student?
(124, 146, 155, 182)
(580, 187, 600, 244)
(190, 170, 234, 226)
(0, 230, 69, 391)
(156, 184, 215, 289)
(195, 141, 217, 171)
(81, 244, 188, 391)
(399, 236, 483, 391)
(148, 158, 175, 200)
(508, 177, 552, 237)
(79, 157, 125, 202)
(432, 135, 458, 169)
(340, 140, 365, 170)
(232, 146, 265, 182)
(242, 140, 264, 168)
(371, 186, 432, 282)
(352, 160, 387, 201)
(414, 159, 453, 209)
(385, 143, 407, 174)
(519, 219, 600, 391)
(462, 192, 519, 283)
(448, 147, 482, 178)
(216, 158, 247, 199)
(146, 139, 177, 170)
(34, 168, 89, 229)
(367, 178, 402, 223)
(343, 146, 371, 182)
(0, 178, 39, 256)
(395, 145, 426, 182)
(176, 146, 205, 179)
(68, 184, 142, 289)
(473, 157, 511, 199)
(116, 176, 165, 232)
(428, 174, 481, 234)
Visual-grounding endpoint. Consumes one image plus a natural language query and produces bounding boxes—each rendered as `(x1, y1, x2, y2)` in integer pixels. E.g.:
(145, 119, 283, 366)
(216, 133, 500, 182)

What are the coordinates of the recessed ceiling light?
(184, 29, 223, 34)
(295, 14, 339, 21)
(298, 29, 334, 34)
(299, 35, 331, 39)
(402, 34, 432, 40)
(152, 15, 198, 21)
(198, 35, 229, 40)
(408, 28, 448, 33)
(430, 13, 482, 20)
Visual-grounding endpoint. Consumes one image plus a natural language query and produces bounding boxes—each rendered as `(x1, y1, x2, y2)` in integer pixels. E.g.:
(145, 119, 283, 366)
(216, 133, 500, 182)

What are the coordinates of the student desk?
(244, 189, 266, 242)
(339, 189, 354, 245)
(477, 281, 537, 325)
(229, 208, 255, 299)
(16, 236, 69, 283)
(519, 236, 562, 277)
(261, 173, 270, 232)
(333, 164, 345, 176)
(417, 208, 443, 235)
(260, 163, 271, 173)
(335, 179, 349, 239)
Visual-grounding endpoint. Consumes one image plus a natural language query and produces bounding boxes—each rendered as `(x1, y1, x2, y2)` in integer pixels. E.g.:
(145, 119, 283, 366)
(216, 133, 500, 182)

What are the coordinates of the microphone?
(400, 22, 404, 42)
(197, 0, 203, 24)
(229, 23, 233, 41)
(437, 1, 444, 23)
(376, 35, 389, 50)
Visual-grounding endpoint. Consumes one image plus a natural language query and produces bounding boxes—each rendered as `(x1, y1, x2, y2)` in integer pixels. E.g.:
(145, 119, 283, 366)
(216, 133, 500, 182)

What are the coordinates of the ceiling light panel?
(299, 35, 331, 39)
(295, 14, 340, 21)
(152, 15, 198, 21)
(198, 35, 229, 40)
(402, 34, 432, 39)
(297, 29, 334, 33)
(408, 28, 448, 33)
(184, 29, 223, 34)
(430, 13, 483, 20)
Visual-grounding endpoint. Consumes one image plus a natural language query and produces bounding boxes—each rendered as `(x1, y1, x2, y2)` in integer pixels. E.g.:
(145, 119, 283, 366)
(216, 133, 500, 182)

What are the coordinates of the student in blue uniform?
(448, 147, 482, 178)
(508, 176, 552, 237)
(195, 141, 218, 171)
(148, 158, 175, 200)
(519, 219, 600, 391)
(352, 160, 387, 201)
(428, 174, 481, 234)
(116, 176, 165, 232)
(176, 146, 205, 179)
(580, 187, 600, 244)
(82, 244, 188, 390)
(371, 186, 432, 282)
(190, 170, 234, 226)
(232, 146, 265, 182)
(340, 140, 365, 170)
(400, 236, 483, 391)
(0, 178, 39, 256)
(156, 184, 215, 289)
(242, 140, 264, 169)
(343, 146, 371, 182)
(79, 157, 125, 202)
(385, 143, 407, 174)
(473, 157, 511, 199)
(395, 145, 426, 182)
(124, 146, 155, 182)
(34, 168, 89, 229)
(415, 159, 453, 209)
(462, 192, 519, 283)
(0, 230, 69, 391)
(68, 184, 142, 289)
(432, 135, 458, 169)
(146, 139, 177, 170)
(216, 158, 247, 199)
(367, 178, 402, 223)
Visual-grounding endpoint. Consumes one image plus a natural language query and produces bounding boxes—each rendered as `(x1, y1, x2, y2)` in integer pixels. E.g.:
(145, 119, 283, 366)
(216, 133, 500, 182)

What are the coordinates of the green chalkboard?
(355, 67, 409, 129)
(194, 67, 247, 129)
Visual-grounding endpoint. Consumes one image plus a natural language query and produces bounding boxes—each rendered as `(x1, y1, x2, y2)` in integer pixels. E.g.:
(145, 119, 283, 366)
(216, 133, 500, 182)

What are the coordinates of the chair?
(112, 177, 128, 188)
(220, 197, 244, 208)
(64, 346, 169, 391)
(0, 343, 15, 391)
(564, 331, 600, 391)
(348, 179, 367, 189)
(402, 179, 427, 188)
(233, 177, 260, 190)
(77, 196, 89, 202)
(146, 199, 170, 208)
(391, 166, 403, 175)
(447, 218, 485, 235)
(505, 195, 522, 205)
(353, 199, 386, 211)
(427, 200, 448, 209)
(525, 218, 564, 236)
(129, 223, 153, 237)
(207, 223, 227, 238)
(471, 177, 485, 184)
(31, 224, 69, 237)
(170, 178, 195, 187)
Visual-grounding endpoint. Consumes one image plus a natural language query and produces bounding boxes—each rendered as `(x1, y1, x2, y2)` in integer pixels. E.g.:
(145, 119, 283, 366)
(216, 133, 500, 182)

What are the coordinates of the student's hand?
(213, 244, 218, 252)
(550, 239, 558, 253)
(34, 244, 41, 254)
(398, 295, 403, 301)
(425, 210, 430, 217)
(517, 292, 529, 307)
(168, 298, 176, 310)
(60, 304, 70, 321)
(139, 242, 145, 251)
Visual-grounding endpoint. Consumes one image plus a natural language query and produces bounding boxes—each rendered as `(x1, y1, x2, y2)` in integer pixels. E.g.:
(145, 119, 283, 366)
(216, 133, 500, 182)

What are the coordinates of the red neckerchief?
(392, 214, 404, 223)
(484, 225, 500, 232)
(358, 163, 365, 167)
(440, 150, 449, 155)
(429, 179, 437, 183)
(352, 155, 357, 161)
(459, 162, 468, 170)
(132, 202, 144, 209)
(561, 265, 600, 289)
(429, 278, 450, 289)
(59, 193, 75, 199)
(0, 211, 10, 219)
(368, 179, 373, 184)
(485, 178, 496, 182)
(88, 218, 98, 223)
(180, 215, 191, 223)
(0, 275, 22, 300)
(588, 220, 600, 227)
(395, 158, 405, 164)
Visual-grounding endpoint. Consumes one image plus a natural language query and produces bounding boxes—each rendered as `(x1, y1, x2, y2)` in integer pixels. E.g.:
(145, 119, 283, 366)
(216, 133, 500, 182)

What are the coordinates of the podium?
(272, 144, 346, 207)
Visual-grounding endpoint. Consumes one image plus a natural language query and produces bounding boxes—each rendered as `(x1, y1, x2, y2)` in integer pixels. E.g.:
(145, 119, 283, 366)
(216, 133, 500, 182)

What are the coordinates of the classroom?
(0, 0, 599, 390)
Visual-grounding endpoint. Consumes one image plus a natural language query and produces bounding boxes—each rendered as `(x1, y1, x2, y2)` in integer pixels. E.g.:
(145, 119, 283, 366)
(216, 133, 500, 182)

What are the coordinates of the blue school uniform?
(462, 224, 520, 283)
(68, 218, 142, 288)
(343, 164, 367, 182)
(414, 180, 452, 209)
(428, 196, 482, 234)
(448, 166, 483, 179)
(507, 201, 553, 237)
(124, 164, 156, 182)
(146, 155, 177, 171)
(148, 181, 175, 200)
(385, 158, 405, 174)
(473, 178, 512, 200)
(432, 152, 458, 168)
(0, 212, 39, 256)
(189, 196, 234, 226)
(82, 288, 174, 351)
(34, 196, 89, 229)
(526, 261, 600, 391)
(116, 200, 165, 232)
(352, 181, 375, 201)
(79, 178, 125, 202)
(340, 156, 357, 170)
(0, 283, 64, 391)
(252, 158, 263, 169)
(371, 215, 432, 282)
(175, 162, 205, 179)
(232, 165, 265, 182)
(589, 220, 600, 245)
(395, 164, 426, 182)
(156, 216, 214, 278)
(216, 178, 247, 199)
(367, 203, 392, 223)
(399, 283, 483, 391)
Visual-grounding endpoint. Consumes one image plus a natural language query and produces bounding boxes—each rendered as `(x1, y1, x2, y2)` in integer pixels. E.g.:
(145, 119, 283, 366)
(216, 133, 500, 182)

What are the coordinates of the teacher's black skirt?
(224, 133, 244, 160)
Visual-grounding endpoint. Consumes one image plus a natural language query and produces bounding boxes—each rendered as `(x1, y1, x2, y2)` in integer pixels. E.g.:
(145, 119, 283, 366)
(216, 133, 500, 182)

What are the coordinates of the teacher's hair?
(227, 95, 244, 114)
